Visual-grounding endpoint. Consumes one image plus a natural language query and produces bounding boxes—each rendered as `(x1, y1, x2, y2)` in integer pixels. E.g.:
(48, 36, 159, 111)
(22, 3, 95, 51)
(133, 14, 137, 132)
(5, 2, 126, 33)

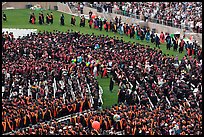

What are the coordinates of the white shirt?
(190, 21, 194, 28)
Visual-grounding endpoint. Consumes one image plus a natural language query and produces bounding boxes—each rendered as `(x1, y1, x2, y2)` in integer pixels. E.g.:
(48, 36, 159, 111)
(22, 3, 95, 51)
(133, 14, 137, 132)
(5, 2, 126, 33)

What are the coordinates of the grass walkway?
(2, 9, 186, 108)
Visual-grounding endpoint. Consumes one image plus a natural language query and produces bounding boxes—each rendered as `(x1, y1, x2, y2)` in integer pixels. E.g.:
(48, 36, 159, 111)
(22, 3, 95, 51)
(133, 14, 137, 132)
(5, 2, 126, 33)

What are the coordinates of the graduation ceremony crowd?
(2, 2, 203, 134)
(2, 23, 202, 135)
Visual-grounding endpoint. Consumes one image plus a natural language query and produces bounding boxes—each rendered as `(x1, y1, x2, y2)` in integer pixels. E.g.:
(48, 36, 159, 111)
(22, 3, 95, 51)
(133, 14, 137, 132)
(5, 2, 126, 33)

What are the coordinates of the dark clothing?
(41, 13, 44, 23)
(71, 17, 76, 25)
(155, 35, 160, 48)
(50, 14, 53, 24)
(89, 11, 93, 19)
(99, 20, 103, 31)
(109, 78, 114, 92)
(166, 35, 171, 50)
(39, 15, 42, 25)
(80, 17, 85, 27)
(60, 15, 64, 25)
(3, 13, 7, 21)
(46, 15, 50, 24)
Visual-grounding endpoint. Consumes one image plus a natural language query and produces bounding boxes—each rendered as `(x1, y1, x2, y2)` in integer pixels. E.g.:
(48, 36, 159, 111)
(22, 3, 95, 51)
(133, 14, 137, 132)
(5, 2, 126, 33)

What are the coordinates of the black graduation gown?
(39, 15, 42, 25)
(60, 16, 64, 25)
(46, 15, 49, 24)
(109, 78, 114, 91)
(41, 14, 44, 23)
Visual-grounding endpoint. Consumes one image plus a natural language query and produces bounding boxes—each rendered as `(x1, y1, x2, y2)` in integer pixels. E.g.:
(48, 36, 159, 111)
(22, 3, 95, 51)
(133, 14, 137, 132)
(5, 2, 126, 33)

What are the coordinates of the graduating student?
(179, 38, 185, 53)
(71, 15, 76, 26)
(46, 13, 50, 24)
(80, 15, 85, 27)
(3, 12, 7, 22)
(99, 19, 103, 31)
(89, 10, 93, 19)
(173, 37, 178, 51)
(39, 13, 43, 25)
(50, 12, 53, 24)
(165, 33, 171, 50)
(82, 15, 85, 27)
(160, 32, 165, 43)
(155, 34, 160, 48)
(146, 29, 150, 42)
(31, 13, 36, 24)
(41, 11, 44, 24)
(60, 14, 65, 26)
(150, 31, 155, 43)
(109, 77, 115, 92)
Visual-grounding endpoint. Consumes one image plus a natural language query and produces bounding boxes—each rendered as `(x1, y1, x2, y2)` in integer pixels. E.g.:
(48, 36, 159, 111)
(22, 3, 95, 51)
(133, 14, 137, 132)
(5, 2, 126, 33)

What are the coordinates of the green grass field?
(2, 9, 186, 108)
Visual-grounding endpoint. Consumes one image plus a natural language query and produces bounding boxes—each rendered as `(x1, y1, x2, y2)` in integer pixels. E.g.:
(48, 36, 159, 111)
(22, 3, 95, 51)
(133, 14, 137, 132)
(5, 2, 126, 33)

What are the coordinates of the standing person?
(46, 13, 50, 25)
(150, 31, 155, 43)
(96, 17, 100, 29)
(50, 12, 53, 24)
(140, 30, 145, 41)
(160, 32, 165, 43)
(173, 37, 178, 51)
(119, 16, 122, 25)
(82, 15, 85, 27)
(179, 38, 185, 53)
(99, 19, 103, 31)
(155, 34, 160, 48)
(41, 11, 44, 24)
(115, 16, 118, 24)
(136, 27, 141, 40)
(80, 15, 85, 27)
(71, 15, 76, 26)
(188, 43, 192, 56)
(109, 77, 115, 92)
(146, 29, 150, 42)
(2, 12, 7, 22)
(60, 14, 65, 26)
(38, 13, 42, 25)
(130, 25, 135, 39)
(31, 13, 36, 24)
(89, 10, 93, 19)
(165, 33, 171, 50)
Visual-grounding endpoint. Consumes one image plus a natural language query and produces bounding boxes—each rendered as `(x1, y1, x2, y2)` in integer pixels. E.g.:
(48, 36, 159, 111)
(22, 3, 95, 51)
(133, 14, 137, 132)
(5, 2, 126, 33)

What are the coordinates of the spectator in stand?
(87, 2, 202, 33)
